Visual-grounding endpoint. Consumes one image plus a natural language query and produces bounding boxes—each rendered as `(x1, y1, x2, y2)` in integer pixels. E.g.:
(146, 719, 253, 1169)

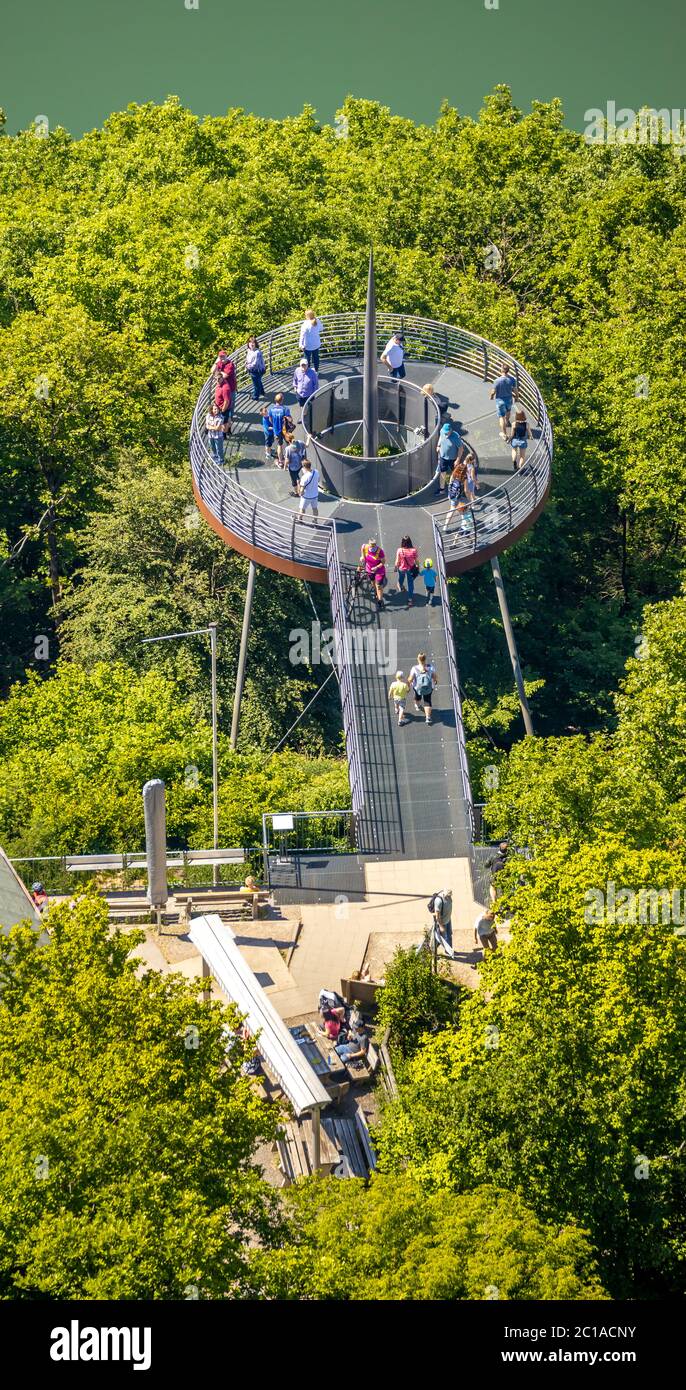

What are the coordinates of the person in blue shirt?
(422, 558, 437, 605)
(266, 393, 295, 466)
(490, 364, 518, 441)
(434, 422, 466, 494)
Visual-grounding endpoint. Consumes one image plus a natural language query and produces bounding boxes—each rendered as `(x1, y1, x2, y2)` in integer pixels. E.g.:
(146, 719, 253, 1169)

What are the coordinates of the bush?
(376, 945, 461, 1061)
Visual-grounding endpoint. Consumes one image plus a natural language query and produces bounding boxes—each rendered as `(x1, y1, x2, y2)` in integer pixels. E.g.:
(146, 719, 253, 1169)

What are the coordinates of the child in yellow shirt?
(388, 671, 410, 726)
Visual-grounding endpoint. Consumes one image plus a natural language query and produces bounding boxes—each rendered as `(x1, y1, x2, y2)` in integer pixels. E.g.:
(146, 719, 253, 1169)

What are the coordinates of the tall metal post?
(209, 622, 219, 885)
(362, 249, 379, 459)
(230, 561, 257, 751)
(490, 556, 535, 736)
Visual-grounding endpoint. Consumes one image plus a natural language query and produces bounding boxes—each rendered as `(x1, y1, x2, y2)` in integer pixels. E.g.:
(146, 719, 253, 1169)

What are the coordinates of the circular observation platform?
(189, 313, 553, 584)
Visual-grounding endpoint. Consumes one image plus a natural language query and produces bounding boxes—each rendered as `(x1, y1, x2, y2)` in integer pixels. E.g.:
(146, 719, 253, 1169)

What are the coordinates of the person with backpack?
(435, 422, 466, 494)
(245, 335, 266, 401)
(205, 402, 226, 464)
(296, 457, 320, 524)
(490, 363, 518, 441)
(511, 409, 531, 470)
(394, 534, 419, 606)
(284, 437, 307, 496)
(388, 670, 410, 726)
(421, 557, 437, 605)
(409, 652, 437, 725)
(430, 888, 454, 955)
(293, 357, 318, 411)
(299, 309, 324, 371)
(266, 393, 294, 466)
(487, 841, 509, 903)
(360, 539, 387, 609)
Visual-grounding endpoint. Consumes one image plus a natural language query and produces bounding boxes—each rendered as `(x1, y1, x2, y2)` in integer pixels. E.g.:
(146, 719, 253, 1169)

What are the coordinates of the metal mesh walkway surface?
(329, 516, 473, 862)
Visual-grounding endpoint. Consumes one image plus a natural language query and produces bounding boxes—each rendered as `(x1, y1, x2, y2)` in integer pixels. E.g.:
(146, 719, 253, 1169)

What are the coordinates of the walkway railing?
(190, 313, 552, 571)
(433, 521, 476, 842)
(326, 527, 365, 827)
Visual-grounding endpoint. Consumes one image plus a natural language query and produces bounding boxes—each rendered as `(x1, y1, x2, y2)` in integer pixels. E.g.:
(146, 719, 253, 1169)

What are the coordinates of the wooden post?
(312, 1105, 322, 1172)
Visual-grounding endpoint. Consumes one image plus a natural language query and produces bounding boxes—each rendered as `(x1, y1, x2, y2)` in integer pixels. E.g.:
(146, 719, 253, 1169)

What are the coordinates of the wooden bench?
(323, 1113, 372, 1179)
(276, 1116, 339, 1185)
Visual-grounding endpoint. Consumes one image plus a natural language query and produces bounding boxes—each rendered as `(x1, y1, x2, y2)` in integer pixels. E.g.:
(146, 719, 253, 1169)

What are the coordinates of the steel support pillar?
(490, 556, 535, 737)
(230, 561, 257, 751)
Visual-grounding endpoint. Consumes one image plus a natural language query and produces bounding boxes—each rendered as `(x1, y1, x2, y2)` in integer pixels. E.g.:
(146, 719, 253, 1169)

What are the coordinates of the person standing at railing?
(490, 363, 518, 442)
(215, 371, 235, 439)
(293, 357, 318, 412)
(394, 534, 419, 606)
(205, 403, 226, 464)
(299, 309, 324, 371)
(245, 335, 266, 401)
(465, 453, 479, 503)
(510, 409, 531, 470)
(380, 331, 406, 380)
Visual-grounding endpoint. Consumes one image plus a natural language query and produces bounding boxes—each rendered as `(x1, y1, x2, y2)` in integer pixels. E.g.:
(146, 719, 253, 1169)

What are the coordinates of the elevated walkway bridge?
(190, 314, 552, 878)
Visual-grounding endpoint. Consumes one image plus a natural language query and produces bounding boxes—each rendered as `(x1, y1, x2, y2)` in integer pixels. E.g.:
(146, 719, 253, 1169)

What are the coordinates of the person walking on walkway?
(431, 888, 454, 956)
(474, 909, 498, 961)
(435, 422, 466, 494)
(490, 363, 518, 441)
(245, 335, 266, 400)
(205, 402, 226, 464)
(465, 453, 479, 503)
(296, 457, 320, 524)
(215, 372, 235, 439)
(293, 357, 318, 411)
(381, 331, 406, 379)
(394, 534, 419, 606)
(510, 409, 531, 470)
(444, 461, 466, 532)
(388, 670, 410, 726)
(299, 309, 324, 371)
(421, 557, 437, 605)
(266, 393, 294, 466)
(360, 539, 387, 610)
(284, 437, 307, 496)
(409, 652, 437, 725)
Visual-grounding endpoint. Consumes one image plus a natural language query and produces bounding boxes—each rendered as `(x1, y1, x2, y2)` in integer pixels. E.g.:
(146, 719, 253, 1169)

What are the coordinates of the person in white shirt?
(381, 332, 406, 379)
(299, 309, 324, 371)
(474, 910, 498, 962)
(408, 652, 437, 725)
(296, 459, 320, 524)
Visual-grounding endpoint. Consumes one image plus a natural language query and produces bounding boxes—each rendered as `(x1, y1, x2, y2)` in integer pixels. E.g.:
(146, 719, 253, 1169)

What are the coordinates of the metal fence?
(190, 313, 552, 571)
(261, 810, 354, 858)
(326, 526, 366, 827)
(303, 374, 441, 502)
(433, 521, 476, 843)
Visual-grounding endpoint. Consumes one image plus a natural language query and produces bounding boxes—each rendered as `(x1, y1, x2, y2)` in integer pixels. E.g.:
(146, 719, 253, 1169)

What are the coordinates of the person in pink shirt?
(394, 533, 419, 607)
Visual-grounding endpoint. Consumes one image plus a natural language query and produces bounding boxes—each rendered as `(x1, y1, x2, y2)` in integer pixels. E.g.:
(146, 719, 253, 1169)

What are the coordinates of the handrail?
(432, 520, 476, 843)
(326, 527, 365, 825)
(190, 313, 552, 572)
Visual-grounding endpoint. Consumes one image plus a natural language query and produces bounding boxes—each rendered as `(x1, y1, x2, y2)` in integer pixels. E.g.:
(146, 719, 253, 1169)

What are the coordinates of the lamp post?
(140, 624, 220, 884)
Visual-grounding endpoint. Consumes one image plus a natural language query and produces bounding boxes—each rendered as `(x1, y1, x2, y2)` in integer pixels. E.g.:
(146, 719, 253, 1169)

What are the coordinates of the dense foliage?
(0, 895, 281, 1298)
(250, 1173, 608, 1301)
(1, 89, 685, 1301)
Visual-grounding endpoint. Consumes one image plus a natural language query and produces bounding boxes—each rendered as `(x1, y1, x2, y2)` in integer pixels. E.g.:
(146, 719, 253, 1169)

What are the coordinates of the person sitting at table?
(335, 1022, 369, 1064)
(323, 1011, 344, 1043)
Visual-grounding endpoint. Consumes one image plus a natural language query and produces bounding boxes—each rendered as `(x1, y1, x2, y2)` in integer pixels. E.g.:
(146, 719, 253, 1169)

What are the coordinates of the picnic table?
(289, 1024, 350, 1102)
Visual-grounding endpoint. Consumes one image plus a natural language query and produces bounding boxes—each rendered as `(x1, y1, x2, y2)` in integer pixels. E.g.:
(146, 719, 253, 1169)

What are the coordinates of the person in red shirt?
(215, 373, 234, 437)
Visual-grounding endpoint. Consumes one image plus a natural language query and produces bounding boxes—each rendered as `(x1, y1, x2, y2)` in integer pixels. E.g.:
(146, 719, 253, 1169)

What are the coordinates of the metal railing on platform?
(190, 313, 552, 571)
(327, 528, 365, 827)
(433, 521, 476, 844)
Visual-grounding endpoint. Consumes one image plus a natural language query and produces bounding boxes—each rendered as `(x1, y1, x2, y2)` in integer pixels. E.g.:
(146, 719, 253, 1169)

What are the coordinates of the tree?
(375, 839, 686, 1298)
(250, 1172, 608, 1301)
(0, 894, 280, 1298)
(0, 660, 350, 859)
(375, 944, 462, 1063)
